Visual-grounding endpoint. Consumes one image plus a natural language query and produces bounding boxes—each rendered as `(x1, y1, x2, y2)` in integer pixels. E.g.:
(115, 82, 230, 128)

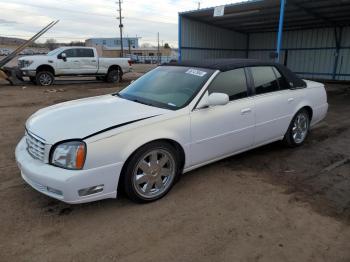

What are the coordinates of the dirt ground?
(0, 66, 350, 262)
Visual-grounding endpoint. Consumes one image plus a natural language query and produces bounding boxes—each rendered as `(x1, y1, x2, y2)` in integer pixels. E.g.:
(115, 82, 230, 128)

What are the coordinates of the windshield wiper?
(131, 98, 154, 107)
(114, 93, 154, 107)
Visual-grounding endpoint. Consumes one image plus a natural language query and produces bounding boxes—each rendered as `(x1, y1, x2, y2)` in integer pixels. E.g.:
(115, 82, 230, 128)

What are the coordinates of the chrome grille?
(26, 131, 46, 162)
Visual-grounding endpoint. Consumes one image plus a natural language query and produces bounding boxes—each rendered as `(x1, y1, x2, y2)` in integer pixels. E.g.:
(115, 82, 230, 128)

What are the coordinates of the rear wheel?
(36, 71, 54, 86)
(284, 109, 310, 147)
(123, 141, 181, 203)
(105, 69, 120, 83)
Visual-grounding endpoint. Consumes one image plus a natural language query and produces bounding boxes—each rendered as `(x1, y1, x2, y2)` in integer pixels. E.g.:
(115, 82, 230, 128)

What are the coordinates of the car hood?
(18, 55, 48, 61)
(26, 95, 169, 144)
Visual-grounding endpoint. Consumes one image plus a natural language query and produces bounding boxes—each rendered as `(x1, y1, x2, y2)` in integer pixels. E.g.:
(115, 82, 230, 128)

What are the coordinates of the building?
(101, 47, 174, 63)
(85, 37, 140, 49)
(178, 0, 350, 80)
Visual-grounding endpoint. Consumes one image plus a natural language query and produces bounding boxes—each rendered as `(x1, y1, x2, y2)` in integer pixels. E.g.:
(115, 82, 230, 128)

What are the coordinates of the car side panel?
(83, 110, 191, 170)
(290, 80, 328, 127)
(189, 97, 255, 166)
(253, 90, 294, 144)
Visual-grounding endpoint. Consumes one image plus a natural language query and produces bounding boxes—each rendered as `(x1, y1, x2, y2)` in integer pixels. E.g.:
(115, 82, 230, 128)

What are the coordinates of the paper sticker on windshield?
(185, 68, 207, 77)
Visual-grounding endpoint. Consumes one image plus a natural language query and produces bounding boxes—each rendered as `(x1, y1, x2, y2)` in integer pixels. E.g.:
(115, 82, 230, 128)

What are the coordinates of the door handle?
(91, 60, 96, 62)
(288, 98, 294, 102)
(73, 60, 79, 62)
(241, 108, 252, 114)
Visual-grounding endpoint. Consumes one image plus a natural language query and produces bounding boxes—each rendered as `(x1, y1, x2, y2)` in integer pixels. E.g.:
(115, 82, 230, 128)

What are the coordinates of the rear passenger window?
(273, 67, 290, 90)
(208, 68, 248, 101)
(251, 66, 279, 94)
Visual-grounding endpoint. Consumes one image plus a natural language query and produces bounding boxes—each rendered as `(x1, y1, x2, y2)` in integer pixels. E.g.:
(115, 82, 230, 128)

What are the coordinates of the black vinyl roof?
(180, 0, 350, 33)
(164, 58, 306, 88)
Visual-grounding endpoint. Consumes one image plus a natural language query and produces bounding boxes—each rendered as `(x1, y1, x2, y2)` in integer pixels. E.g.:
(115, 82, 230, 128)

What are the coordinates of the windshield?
(118, 66, 214, 110)
(47, 48, 64, 56)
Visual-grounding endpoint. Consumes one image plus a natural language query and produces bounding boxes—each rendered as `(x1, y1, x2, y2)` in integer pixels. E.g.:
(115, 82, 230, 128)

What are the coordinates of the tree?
(45, 38, 58, 50)
(163, 43, 170, 49)
(141, 43, 152, 48)
(68, 41, 85, 46)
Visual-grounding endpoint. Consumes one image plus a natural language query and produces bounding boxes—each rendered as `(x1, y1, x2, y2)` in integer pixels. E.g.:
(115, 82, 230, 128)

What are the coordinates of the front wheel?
(123, 141, 181, 203)
(36, 71, 54, 86)
(283, 109, 310, 147)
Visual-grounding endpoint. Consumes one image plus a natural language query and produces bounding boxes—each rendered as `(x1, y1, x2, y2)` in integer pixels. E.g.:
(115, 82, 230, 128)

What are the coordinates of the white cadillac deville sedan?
(15, 59, 328, 204)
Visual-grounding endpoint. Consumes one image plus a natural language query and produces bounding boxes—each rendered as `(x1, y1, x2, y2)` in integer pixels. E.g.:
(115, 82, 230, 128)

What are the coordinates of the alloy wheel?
(292, 112, 309, 144)
(132, 149, 176, 199)
(39, 73, 53, 86)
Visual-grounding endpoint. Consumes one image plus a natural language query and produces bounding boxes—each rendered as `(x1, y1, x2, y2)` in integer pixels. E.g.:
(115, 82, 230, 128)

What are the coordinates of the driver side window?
(208, 68, 248, 101)
(62, 49, 77, 58)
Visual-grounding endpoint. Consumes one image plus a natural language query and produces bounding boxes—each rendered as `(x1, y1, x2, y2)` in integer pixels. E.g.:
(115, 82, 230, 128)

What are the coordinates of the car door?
(76, 48, 98, 74)
(56, 48, 82, 75)
(249, 66, 294, 145)
(190, 68, 255, 166)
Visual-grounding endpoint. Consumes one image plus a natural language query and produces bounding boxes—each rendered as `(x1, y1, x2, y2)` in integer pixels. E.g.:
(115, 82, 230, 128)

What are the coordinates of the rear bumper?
(311, 103, 328, 127)
(15, 137, 123, 204)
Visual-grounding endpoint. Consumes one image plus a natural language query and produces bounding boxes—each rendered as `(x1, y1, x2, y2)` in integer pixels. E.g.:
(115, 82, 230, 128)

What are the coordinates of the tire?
(105, 69, 120, 83)
(122, 141, 181, 203)
(29, 76, 37, 85)
(36, 71, 54, 86)
(283, 108, 310, 147)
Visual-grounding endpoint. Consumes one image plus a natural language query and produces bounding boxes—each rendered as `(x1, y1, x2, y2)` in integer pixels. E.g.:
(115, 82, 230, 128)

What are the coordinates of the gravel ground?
(0, 67, 349, 261)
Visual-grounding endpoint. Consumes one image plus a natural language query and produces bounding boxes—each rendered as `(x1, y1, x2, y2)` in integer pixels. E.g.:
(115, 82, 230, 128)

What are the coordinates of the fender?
(83, 112, 191, 170)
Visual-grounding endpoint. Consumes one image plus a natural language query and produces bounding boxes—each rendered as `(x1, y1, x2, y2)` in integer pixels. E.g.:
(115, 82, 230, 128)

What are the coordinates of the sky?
(0, 0, 248, 47)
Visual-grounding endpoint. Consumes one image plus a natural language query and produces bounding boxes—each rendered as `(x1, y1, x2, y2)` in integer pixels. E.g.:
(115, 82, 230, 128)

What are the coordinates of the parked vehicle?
(15, 59, 328, 204)
(17, 46, 132, 86)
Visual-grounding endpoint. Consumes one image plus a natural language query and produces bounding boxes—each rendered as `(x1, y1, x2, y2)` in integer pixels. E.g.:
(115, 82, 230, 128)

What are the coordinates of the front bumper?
(21, 69, 36, 77)
(15, 137, 123, 204)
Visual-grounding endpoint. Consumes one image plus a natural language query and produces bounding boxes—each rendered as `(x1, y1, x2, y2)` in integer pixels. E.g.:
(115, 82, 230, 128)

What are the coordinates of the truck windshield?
(47, 48, 64, 56)
(117, 66, 214, 110)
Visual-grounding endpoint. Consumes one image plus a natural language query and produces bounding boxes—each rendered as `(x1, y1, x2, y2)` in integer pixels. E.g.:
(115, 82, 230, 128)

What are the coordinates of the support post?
(276, 0, 286, 63)
(178, 14, 182, 62)
(332, 27, 343, 80)
(246, 33, 250, 58)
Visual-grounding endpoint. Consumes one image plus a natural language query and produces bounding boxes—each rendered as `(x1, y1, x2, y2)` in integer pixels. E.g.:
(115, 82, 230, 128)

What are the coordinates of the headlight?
(50, 141, 86, 170)
(19, 60, 33, 68)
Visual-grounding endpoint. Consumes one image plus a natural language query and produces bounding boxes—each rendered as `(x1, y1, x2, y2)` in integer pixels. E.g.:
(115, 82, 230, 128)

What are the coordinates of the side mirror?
(196, 92, 229, 109)
(58, 53, 67, 61)
(208, 93, 229, 106)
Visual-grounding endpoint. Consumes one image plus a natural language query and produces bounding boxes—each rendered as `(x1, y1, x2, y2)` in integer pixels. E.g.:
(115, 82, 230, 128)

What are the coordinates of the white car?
(17, 46, 131, 86)
(15, 59, 328, 204)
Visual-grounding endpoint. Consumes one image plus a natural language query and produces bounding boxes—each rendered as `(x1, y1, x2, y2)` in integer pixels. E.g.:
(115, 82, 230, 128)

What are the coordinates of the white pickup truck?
(18, 46, 132, 86)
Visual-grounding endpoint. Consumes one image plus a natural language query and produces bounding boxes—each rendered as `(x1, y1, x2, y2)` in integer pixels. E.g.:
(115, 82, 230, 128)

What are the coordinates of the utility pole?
(198, 1, 200, 9)
(157, 32, 160, 64)
(117, 0, 124, 57)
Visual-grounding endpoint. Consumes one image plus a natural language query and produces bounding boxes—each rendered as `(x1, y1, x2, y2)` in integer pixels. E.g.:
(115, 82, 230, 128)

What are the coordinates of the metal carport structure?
(178, 0, 350, 80)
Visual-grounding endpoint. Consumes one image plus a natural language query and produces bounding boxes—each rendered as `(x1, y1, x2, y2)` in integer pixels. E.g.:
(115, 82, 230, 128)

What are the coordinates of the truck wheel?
(36, 71, 54, 86)
(106, 69, 120, 83)
(29, 77, 37, 85)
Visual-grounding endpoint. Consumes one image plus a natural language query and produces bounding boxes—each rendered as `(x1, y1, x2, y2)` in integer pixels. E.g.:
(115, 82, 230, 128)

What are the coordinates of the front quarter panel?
(83, 110, 191, 170)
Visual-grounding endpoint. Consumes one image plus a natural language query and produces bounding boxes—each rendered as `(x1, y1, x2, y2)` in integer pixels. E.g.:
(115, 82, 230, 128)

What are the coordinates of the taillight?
(128, 60, 132, 66)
